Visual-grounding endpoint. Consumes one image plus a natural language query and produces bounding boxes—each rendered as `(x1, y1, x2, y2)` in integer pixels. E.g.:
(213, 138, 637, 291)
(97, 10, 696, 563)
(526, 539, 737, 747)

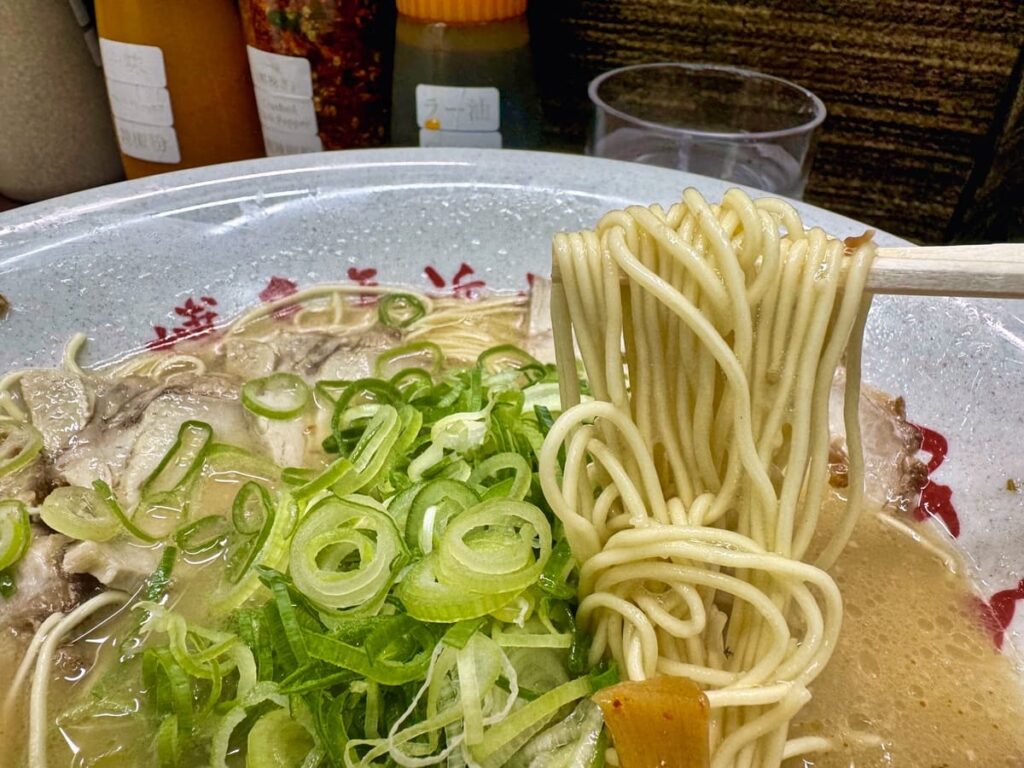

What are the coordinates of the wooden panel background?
(527, 1, 1024, 243)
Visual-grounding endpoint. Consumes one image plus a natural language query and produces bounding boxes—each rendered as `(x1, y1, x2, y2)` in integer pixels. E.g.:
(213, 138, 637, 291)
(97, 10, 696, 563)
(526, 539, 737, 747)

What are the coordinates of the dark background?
(527, 0, 1024, 244)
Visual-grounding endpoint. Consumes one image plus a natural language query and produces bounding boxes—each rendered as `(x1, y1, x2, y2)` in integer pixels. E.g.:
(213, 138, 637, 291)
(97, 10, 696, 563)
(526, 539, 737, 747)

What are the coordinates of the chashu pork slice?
(56, 373, 259, 505)
(15, 372, 254, 590)
(0, 527, 96, 634)
(265, 326, 399, 381)
(828, 371, 926, 511)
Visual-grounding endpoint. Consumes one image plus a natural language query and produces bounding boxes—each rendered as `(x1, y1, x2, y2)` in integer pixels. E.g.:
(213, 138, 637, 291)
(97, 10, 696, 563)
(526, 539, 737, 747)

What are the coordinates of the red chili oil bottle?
(239, 0, 396, 155)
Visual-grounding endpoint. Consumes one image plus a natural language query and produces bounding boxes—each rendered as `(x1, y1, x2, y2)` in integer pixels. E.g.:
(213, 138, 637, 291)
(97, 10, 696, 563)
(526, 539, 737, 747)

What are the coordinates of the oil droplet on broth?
(788, 499, 1024, 767)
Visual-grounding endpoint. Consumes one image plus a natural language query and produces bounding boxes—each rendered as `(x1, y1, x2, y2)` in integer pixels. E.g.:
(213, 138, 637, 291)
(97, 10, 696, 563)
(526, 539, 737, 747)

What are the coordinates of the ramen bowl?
(0, 148, 1021, 660)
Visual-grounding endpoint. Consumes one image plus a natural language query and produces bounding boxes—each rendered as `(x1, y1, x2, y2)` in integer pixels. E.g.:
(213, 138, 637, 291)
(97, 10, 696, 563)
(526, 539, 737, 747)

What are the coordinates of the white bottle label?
(253, 88, 318, 136)
(419, 129, 502, 150)
(416, 85, 500, 132)
(246, 46, 314, 99)
(99, 38, 167, 88)
(99, 38, 180, 164)
(261, 126, 326, 157)
(246, 46, 322, 156)
(106, 80, 174, 126)
(112, 121, 181, 165)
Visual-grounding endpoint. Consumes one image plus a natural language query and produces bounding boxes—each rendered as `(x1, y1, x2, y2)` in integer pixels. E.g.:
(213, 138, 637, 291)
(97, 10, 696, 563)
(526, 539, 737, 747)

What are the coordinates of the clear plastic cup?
(588, 62, 826, 199)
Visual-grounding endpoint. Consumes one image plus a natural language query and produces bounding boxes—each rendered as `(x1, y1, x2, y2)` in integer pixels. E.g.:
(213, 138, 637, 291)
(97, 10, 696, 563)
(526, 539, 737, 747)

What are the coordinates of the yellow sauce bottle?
(95, 0, 265, 179)
(391, 0, 541, 149)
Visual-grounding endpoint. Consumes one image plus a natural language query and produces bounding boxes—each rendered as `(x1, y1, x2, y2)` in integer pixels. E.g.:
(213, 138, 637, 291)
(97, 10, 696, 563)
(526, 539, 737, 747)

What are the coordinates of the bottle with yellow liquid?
(95, 0, 265, 179)
(391, 0, 541, 150)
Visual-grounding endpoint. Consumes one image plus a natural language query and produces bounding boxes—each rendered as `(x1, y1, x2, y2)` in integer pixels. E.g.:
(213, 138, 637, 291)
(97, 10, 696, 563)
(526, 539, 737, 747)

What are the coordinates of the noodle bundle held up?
(543, 188, 875, 768)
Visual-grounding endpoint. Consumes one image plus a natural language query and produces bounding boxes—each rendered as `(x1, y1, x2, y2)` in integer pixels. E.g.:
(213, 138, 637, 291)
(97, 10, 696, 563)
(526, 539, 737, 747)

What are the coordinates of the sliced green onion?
(0, 420, 42, 479)
(587, 661, 620, 693)
(0, 570, 15, 598)
(442, 618, 487, 650)
(158, 611, 239, 682)
(289, 497, 406, 611)
(478, 344, 542, 377)
(469, 452, 533, 501)
(385, 481, 424, 533)
(242, 373, 311, 420)
(533, 405, 556, 435)
(40, 485, 120, 542)
(330, 379, 401, 435)
(145, 546, 178, 602)
(236, 610, 274, 683)
(435, 499, 552, 594)
(374, 341, 444, 379)
(232, 482, 272, 535)
(378, 293, 427, 329)
(174, 515, 230, 557)
(156, 714, 180, 768)
(282, 466, 316, 486)
(466, 365, 484, 411)
(493, 630, 572, 649)
(260, 598, 298, 674)
(364, 614, 422, 664)
(205, 443, 282, 483)
(313, 379, 351, 405)
(390, 368, 433, 400)
(277, 668, 356, 696)
(269, 577, 309, 665)
(431, 408, 491, 453)
(331, 405, 401, 497)
(568, 628, 591, 679)
(0, 499, 31, 570)
(226, 483, 276, 584)
(403, 479, 480, 554)
(92, 480, 160, 543)
(515, 699, 605, 768)
(469, 676, 592, 768)
(457, 637, 486, 746)
(490, 590, 536, 625)
(303, 620, 436, 686)
(188, 444, 280, 521)
(522, 382, 564, 414)
(348, 404, 423, 501)
(396, 555, 521, 623)
(506, 645, 570, 695)
(133, 492, 188, 541)
(210, 497, 296, 616)
(247, 709, 315, 768)
(438, 459, 473, 482)
(142, 421, 213, 497)
(293, 456, 353, 504)
(142, 648, 194, 731)
(538, 539, 577, 600)
(392, 404, 425, 459)
(120, 547, 178, 659)
(209, 684, 288, 768)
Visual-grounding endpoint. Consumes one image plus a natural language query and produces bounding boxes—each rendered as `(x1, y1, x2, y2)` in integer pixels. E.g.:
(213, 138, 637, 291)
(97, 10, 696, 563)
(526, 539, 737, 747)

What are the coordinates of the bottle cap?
(396, 0, 527, 22)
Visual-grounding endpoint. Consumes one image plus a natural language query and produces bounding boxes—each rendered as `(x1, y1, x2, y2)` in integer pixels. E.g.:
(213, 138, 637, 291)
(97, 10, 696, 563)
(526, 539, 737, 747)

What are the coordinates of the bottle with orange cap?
(391, 0, 541, 150)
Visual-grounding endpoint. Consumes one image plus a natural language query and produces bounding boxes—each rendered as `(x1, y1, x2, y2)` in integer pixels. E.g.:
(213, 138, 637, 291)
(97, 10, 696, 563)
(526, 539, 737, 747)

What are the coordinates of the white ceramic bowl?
(1, 148, 1021, 652)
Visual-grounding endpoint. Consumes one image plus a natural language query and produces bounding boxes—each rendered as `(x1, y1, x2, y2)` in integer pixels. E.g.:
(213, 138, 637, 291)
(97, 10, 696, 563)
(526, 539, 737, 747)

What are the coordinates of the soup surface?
(789, 499, 1024, 767)
(0, 290, 1022, 768)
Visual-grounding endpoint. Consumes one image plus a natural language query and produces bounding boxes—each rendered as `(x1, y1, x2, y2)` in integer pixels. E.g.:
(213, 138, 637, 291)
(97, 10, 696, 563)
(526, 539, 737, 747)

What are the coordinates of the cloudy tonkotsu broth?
(1, 188, 1023, 768)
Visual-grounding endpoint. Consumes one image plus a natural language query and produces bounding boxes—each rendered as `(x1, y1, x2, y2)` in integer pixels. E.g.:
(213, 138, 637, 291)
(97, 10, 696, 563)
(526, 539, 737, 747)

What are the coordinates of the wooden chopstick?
(550, 243, 1024, 300)
(864, 244, 1024, 298)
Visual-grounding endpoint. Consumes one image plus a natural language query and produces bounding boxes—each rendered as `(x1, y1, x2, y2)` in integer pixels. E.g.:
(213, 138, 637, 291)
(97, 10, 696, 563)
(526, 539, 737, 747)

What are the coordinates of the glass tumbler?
(588, 62, 826, 199)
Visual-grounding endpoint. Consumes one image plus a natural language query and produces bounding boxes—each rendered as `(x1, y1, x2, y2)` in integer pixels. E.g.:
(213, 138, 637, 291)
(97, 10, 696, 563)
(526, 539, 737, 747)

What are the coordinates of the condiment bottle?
(239, 1, 396, 155)
(94, 0, 265, 179)
(391, 0, 541, 149)
(0, 0, 123, 201)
